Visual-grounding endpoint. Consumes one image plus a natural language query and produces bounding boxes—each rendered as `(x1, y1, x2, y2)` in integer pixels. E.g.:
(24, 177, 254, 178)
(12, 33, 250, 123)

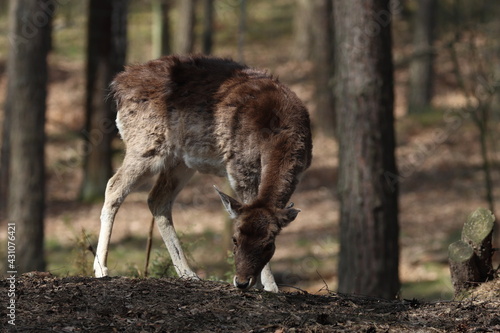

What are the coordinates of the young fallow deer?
(93, 55, 312, 292)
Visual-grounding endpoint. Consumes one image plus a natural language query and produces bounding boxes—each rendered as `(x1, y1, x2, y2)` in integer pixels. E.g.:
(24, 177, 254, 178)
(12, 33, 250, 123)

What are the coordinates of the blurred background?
(0, 0, 499, 300)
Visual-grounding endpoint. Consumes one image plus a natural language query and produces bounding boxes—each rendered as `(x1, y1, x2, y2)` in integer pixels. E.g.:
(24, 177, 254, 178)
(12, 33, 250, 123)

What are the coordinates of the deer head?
(214, 186, 300, 290)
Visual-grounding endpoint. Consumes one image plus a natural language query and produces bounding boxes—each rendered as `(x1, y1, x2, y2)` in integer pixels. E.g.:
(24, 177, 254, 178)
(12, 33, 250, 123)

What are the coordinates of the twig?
(316, 270, 331, 294)
(144, 217, 155, 277)
(277, 284, 309, 294)
(85, 232, 96, 256)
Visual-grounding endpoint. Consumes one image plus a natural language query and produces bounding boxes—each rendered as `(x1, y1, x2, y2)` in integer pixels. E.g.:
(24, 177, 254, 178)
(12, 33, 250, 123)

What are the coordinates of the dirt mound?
(2, 274, 499, 332)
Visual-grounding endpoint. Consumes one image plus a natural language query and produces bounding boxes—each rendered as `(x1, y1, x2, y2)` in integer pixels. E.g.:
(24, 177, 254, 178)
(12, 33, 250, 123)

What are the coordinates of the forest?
(0, 0, 499, 332)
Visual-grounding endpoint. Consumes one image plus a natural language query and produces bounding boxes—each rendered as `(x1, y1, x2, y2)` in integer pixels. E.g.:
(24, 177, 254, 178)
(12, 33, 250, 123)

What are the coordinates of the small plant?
(149, 249, 176, 278)
(125, 263, 142, 278)
(223, 250, 236, 283)
(72, 228, 94, 276)
(61, 216, 95, 276)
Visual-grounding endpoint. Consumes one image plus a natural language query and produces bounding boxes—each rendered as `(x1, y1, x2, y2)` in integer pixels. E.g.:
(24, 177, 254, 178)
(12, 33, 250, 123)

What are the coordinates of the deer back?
(111, 55, 312, 208)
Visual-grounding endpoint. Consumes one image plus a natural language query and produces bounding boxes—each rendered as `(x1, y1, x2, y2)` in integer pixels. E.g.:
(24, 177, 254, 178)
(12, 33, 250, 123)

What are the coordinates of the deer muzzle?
(233, 275, 255, 290)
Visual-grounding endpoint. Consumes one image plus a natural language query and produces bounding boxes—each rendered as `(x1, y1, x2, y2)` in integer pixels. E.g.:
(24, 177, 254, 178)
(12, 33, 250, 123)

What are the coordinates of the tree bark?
(449, 240, 480, 295)
(202, 0, 214, 54)
(312, 0, 335, 137)
(237, 0, 246, 63)
(152, 0, 171, 58)
(0, 1, 8, 15)
(175, 0, 195, 54)
(80, 0, 127, 202)
(0, 78, 11, 220)
(334, 0, 400, 299)
(408, 0, 437, 114)
(449, 208, 495, 295)
(0, 1, 12, 218)
(6, 0, 54, 272)
(292, 0, 314, 61)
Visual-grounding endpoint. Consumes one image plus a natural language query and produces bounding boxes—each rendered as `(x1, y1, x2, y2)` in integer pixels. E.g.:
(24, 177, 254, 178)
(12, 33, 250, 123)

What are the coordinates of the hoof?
(94, 266, 109, 278)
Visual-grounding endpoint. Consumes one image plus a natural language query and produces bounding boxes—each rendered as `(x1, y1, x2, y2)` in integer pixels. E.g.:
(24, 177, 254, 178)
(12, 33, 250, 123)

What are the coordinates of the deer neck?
(255, 138, 303, 209)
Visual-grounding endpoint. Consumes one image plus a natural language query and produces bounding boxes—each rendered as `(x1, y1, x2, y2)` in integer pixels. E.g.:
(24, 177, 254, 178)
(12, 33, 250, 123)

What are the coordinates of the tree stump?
(449, 208, 495, 295)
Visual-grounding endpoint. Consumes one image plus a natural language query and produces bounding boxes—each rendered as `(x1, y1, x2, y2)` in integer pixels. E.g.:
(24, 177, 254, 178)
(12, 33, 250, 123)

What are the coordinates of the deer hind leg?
(94, 156, 153, 278)
(148, 163, 198, 279)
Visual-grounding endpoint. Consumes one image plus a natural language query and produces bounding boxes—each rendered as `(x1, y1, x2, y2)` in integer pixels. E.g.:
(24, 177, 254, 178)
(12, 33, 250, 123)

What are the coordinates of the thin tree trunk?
(478, 108, 495, 215)
(0, 80, 11, 220)
(152, 0, 171, 58)
(237, 0, 246, 63)
(175, 0, 195, 54)
(202, 0, 213, 54)
(0, 0, 11, 217)
(80, 0, 127, 202)
(0, 1, 8, 16)
(6, 0, 54, 272)
(292, 0, 314, 61)
(334, 0, 400, 299)
(408, 0, 437, 114)
(312, 0, 335, 136)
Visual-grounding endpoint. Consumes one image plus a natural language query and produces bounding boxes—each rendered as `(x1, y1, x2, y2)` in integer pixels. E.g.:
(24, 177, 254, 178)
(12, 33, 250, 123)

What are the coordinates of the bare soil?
(2, 273, 500, 332)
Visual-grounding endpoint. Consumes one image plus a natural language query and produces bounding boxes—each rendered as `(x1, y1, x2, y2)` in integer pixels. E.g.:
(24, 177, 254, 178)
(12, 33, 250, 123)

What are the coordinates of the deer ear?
(277, 206, 301, 229)
(214, 185, 242, 219)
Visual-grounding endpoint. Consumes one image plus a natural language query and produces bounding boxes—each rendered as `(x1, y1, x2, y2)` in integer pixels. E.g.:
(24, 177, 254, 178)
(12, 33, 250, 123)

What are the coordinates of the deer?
(93, 55, 312, 292)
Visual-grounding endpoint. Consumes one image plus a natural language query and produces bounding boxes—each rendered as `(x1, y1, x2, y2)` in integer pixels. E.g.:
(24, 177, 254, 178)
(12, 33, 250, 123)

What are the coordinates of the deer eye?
(232, 237, 238, 246)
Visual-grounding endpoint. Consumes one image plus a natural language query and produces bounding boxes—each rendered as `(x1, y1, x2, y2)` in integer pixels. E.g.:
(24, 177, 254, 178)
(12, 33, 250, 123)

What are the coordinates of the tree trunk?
(175, 0, 195, 54)
(202, 0, 214, 54)
(312, 0, 335, 137)
(334, 0, 400, 299)
(0, 1, 8, 16)
(408, 0, 437, 114)
(80, 0, 127, 202)
(237, 0, 246, 63)
(292, 0, 314, 61)
(6, 0, 54, 272)
(152, 0, 171, 58)
(0, 78, 11, 220)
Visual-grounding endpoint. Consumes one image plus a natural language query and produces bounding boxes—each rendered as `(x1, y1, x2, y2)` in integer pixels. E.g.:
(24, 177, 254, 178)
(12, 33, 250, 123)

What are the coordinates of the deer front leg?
(261, 262, 279, 292)
(94, 207, 112, 277)
(148, 166, 198, 279)
(94, 160, 150, 277)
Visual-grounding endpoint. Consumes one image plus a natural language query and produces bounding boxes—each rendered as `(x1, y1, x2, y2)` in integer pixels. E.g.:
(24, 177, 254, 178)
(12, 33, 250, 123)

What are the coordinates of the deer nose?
(233, 276, 253, 290)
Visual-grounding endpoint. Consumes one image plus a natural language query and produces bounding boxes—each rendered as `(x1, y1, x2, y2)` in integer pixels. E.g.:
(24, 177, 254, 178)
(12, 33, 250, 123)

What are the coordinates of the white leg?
(261, 262, 279, 292)
(94, 207, 113, 277)
(94, 158, 150, 277)
(155, 215, 198, 278)
(148, 165, 198, 279)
